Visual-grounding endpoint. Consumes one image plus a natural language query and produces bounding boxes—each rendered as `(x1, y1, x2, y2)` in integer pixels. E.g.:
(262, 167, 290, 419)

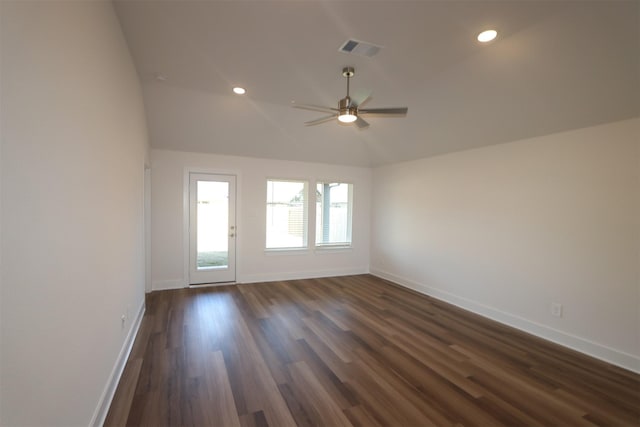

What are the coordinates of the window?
(316, 182, 353, 247)
(266, 180, 308, 249)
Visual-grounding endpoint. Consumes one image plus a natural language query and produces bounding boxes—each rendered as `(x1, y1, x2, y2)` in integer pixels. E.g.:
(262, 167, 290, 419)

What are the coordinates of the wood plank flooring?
(105, 275, 640, 426)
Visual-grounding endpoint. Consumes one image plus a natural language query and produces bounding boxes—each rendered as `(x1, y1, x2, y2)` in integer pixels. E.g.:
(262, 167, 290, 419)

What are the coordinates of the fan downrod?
(339, 67, 356, 117)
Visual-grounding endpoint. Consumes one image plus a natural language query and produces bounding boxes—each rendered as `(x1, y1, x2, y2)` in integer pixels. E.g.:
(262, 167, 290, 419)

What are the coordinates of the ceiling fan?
(293, 67, 408, 129)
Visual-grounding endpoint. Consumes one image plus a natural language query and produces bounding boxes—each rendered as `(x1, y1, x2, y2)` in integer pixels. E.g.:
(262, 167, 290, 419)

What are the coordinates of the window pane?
(316, 182, 352, 246)
(196, 180, 229, 269)
(266, 180, 308, 249)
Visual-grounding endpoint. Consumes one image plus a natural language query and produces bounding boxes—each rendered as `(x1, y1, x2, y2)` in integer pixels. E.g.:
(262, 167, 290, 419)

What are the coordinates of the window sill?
(264, 247, 310, 255)
(314, 245, 353, 253)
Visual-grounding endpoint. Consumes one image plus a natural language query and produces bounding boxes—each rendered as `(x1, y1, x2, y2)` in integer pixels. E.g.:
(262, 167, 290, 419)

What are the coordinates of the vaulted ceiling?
(114, 0, 639, 167)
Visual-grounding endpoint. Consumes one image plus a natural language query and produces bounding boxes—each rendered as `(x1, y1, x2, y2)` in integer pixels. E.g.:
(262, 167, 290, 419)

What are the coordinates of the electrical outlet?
(551, 302, 563, 318)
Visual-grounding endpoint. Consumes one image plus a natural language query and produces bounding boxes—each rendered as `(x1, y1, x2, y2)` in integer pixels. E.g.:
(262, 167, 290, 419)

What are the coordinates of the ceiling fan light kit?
(293, 66, 408, 129)
(338, 99, 357, 123)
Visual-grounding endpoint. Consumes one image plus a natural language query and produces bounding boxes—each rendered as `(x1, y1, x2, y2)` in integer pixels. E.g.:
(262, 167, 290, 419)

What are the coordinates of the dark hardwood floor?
(105, 275, 640, 426)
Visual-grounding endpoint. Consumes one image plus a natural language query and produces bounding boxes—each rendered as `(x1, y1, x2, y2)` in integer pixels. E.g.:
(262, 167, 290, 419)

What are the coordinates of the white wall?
(151, 149, 371, 289)
(1, 1, 148, 425)
(371, 118, 640, 372)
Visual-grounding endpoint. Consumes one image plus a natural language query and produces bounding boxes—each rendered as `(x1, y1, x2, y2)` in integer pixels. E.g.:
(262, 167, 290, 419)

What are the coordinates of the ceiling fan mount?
(342, 66, 354, 78)
(293, 66, 408, 129)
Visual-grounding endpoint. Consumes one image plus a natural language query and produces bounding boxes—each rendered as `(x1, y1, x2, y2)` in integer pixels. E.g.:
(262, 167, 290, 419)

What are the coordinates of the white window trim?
(265, 178, 309, 250)
(314, 180, 354, 249)
(314, 244, 353, 252)
(264, 247, 311, 255)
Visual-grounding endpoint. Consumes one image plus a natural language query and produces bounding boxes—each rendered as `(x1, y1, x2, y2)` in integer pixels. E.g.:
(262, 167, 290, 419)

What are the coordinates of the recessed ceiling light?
(232, 87, 246, 95)
(477, 29, 497, 43)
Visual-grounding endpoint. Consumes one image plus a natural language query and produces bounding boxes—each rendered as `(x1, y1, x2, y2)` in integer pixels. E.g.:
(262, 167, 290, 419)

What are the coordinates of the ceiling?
(114, 0, 639, 167)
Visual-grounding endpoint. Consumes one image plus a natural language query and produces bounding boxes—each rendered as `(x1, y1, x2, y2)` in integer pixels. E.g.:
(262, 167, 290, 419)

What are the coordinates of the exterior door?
(189, 173, 236, 284)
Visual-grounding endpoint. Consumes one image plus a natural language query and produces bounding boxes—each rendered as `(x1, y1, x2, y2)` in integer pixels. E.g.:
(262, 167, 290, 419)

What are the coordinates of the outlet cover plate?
(551, 302, 563, 317)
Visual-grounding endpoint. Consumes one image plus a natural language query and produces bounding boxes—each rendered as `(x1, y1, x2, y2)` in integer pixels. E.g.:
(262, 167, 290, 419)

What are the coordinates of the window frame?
(314, 181, 354, 249)
(265, 178, 309, 251)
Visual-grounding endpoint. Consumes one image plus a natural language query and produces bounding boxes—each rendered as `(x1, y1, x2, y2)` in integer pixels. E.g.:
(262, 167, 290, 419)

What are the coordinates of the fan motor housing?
(339, 96, 354, 110)
(338, 97, 357, 114)
(338, 96, 357, 123)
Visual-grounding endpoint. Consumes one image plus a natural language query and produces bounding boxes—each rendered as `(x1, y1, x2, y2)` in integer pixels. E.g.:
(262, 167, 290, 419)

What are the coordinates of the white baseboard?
(370, 268, 640, 374)
(90, 300, 146, 426)
(152, 278, 185, 291)
(239, 267, 368, 284)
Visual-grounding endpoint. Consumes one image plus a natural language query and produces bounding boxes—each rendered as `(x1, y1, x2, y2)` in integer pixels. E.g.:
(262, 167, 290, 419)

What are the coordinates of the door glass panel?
(196, 180, 229, 269)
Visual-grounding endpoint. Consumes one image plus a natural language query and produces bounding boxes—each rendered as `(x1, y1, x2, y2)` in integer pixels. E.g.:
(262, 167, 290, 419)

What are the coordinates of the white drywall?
(371, 118, 640, 371)
(151, 149, 371, 289)
(1, 1, 149, 425)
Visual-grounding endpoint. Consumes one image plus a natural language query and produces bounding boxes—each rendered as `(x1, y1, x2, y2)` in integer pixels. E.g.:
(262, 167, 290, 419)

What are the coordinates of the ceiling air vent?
(338, 39, 382, 58)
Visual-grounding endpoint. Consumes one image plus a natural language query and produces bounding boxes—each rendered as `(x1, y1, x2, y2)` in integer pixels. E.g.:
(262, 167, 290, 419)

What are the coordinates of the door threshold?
(189, 281, 237, 288)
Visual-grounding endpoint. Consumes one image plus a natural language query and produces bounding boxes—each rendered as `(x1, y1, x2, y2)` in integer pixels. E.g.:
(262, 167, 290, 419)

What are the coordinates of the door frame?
(183, 167, 241, 287)
(144, 164, 152, 293)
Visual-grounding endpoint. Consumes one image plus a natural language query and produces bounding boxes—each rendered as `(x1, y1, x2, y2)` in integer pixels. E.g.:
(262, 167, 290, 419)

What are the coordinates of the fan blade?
(304, 114, 337, 126)
(292, 103, 337, 114)
(359, 107, 408, 116)
(350, 89, 372, 107)
(354, 116, 369, 129)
